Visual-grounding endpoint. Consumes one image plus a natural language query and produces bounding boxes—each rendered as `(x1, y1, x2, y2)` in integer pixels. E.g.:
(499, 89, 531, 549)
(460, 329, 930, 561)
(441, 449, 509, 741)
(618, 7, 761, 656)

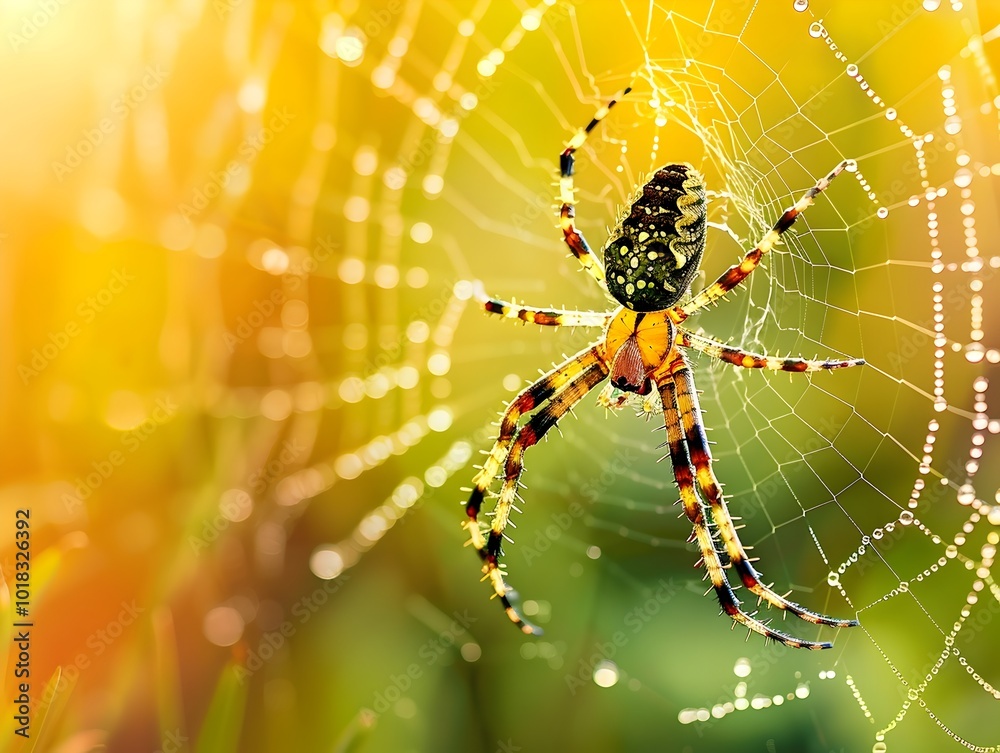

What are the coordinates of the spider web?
(313, 1, 1000, 749)
(231, 1, 1000, 750)
(12, 0, 1000, 750)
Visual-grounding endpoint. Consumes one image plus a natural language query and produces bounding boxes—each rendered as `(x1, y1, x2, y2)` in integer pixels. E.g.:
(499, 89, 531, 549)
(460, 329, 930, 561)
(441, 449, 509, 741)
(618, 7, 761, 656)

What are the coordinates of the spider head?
(603, 164, 707, 312)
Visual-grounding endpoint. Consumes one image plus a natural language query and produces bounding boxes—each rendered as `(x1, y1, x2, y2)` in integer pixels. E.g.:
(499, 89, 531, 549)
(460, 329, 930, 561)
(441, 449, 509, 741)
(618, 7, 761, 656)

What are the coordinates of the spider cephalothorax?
(464, 89, 863, 649)
(606, 309, 675, 395)
(604, 164, 707, 312)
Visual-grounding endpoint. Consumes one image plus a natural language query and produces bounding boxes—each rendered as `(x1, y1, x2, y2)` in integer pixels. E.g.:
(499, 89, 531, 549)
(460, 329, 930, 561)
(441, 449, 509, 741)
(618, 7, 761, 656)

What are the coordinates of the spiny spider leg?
(473, 283, 611, 328)
(679, 330, 866, 372)
(465, 344, 605, 522)
(657, 368, 832, 649)
(670, 358, 858, 634)
(676, 160, 849, 320)
(465, 351, 609, 633)
(558, 87, 632, 290)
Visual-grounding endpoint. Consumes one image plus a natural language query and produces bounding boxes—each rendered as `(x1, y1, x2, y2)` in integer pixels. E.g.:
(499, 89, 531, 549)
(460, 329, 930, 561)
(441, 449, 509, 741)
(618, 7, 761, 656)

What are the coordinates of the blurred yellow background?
(0, 0, 998, 751)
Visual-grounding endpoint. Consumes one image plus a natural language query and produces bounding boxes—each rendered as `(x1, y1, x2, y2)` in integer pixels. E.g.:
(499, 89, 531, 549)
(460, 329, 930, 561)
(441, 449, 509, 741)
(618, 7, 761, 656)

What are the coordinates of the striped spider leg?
(660, 353, 860, 648)
(464, 343, 609, 634)
(472, 282, 611, 329)
(558, 87, 632, 290)
(679, 330, 866, 373)
(674, 160, 850, 322)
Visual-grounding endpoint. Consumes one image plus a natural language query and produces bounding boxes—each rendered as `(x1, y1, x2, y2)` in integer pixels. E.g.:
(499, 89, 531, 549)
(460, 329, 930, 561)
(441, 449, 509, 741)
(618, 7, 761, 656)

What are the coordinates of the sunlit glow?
(237, 77, 267, 113)
(105, 391, 148, 431)
(334, 34, 364, 64)
(410, 222, 433, 244)
(203, 607, 245, 647)
(593, 661, 619, 688)
(733, 657, 752, 678)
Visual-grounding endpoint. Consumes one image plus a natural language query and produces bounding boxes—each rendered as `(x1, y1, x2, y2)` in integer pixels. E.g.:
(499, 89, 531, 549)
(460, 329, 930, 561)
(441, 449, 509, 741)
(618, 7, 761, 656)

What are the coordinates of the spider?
(462, 88, 864, 650)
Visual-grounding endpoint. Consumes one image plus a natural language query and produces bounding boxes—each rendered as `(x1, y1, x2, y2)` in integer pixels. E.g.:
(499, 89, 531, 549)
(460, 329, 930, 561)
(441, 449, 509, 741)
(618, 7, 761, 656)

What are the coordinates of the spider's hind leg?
(669, 358, 858, 632)
(465, 345, 604, 520)
(656, 365, 838, 649)
(464, 344, 608, 634)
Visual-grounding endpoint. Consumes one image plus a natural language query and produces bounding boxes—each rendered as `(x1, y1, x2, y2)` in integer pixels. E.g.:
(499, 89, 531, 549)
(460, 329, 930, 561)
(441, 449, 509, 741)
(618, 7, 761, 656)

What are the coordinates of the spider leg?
(679, 329, 865, 372)
(669, 357, 858, 636)
(494, 362, 609, 630)
(656, 369, 833, 649)
(559, 87, 631, 291)
(467, 354, 609, 634)
(474, 283, 611, 328)
(676, 160, 849, 320)
(465, 344, 605, 521)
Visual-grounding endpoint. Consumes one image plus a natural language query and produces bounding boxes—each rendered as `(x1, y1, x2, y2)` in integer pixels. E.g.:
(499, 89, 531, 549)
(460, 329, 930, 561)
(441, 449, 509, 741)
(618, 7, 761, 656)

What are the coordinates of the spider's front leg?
(558, 87, 631, 291)
(464, 344, 609, 633)
(676, 160, 849, 320)
(669, 357, 858, 638)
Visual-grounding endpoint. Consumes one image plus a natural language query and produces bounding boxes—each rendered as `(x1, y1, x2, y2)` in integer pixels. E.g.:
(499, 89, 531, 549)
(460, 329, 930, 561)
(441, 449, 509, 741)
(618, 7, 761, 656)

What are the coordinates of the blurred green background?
(1, 0, 999, 751)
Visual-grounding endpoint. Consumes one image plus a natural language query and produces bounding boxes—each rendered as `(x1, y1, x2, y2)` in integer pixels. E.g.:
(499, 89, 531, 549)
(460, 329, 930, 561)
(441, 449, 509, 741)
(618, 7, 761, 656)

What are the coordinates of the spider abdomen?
(603, 163, 707, 312)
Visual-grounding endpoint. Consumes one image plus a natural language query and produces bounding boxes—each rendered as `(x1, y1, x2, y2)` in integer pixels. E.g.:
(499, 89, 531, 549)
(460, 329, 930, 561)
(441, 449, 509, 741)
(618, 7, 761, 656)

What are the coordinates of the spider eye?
(603, 163, 707, 312)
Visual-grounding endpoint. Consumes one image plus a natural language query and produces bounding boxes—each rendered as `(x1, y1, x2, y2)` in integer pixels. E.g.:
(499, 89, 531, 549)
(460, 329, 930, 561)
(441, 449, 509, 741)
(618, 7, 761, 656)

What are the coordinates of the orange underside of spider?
(463, 88, 864, 650)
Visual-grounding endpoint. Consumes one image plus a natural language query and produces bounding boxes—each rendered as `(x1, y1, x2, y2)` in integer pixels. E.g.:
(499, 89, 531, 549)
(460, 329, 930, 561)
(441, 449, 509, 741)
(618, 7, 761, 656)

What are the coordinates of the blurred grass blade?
(331, 709, 376, 753)
(0, 667, 76, 753)
(153, 608, 188, 752)
(194, 662, 247, 753)
(25, 668, 70, 753)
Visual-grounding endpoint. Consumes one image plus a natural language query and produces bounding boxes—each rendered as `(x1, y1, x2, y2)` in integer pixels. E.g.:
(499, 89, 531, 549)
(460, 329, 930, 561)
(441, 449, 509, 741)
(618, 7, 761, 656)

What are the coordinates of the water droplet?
(846, 63, 859, 77)
(900, 511, 914, 525)
(877, 207, 889, 219)
(808, 22, 824, 37)
(793, 0, 809, 9)
(958, 484, 976, 505)
(954, 167, 973, 187)
(873, 742, 888, 752)
(945, 544, 958, 558)
(966, 343, 985, 363)
(873, 528, 884, 540)
(827, 571, 841, 586)
(845, 159, 858, 172)
(944, 115, 962, 135)
(885, 108, 897, 121)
